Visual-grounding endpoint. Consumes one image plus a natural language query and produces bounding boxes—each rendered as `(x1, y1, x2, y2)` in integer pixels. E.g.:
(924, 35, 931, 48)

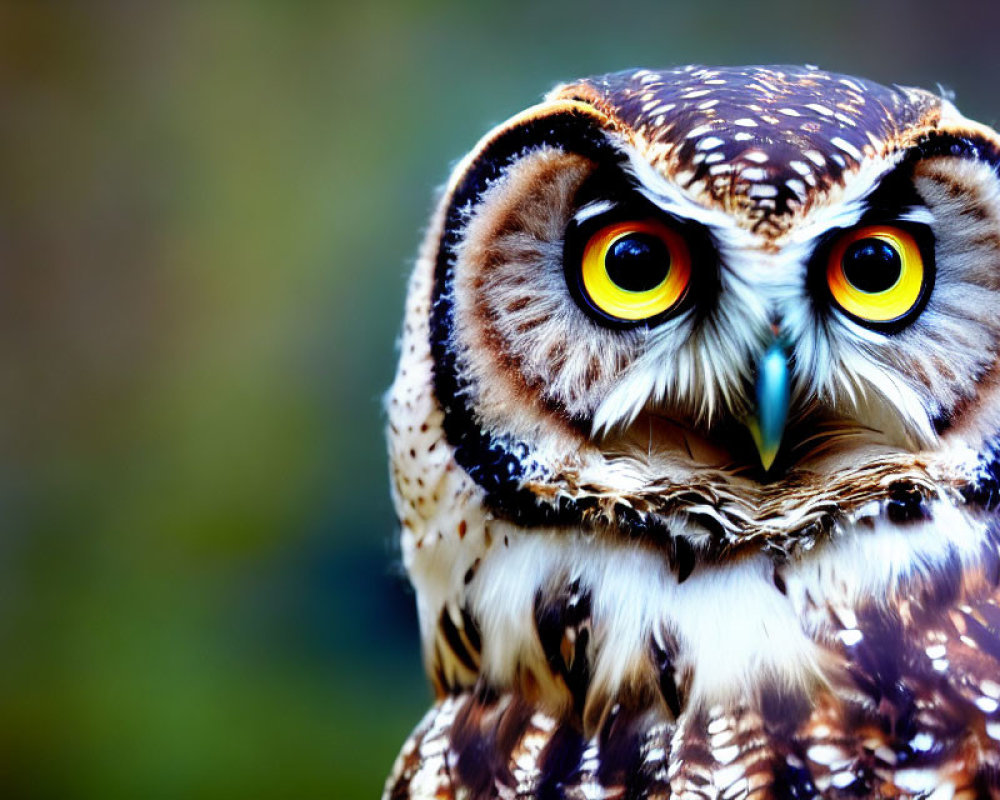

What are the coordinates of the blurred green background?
(2, 1, 999, 797)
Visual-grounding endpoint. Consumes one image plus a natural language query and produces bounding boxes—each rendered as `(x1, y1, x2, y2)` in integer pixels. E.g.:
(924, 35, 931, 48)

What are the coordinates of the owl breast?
(386, 66, 1000, 799)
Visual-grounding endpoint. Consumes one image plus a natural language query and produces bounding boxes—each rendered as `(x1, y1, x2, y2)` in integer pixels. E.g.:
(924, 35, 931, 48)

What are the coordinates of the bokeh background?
(3, 1, 1000, 797)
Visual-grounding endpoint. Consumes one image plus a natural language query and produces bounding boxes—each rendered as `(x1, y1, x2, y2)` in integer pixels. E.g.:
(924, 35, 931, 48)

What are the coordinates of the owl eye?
(825, 224, 930, 327)
(577, 219, 692, 323)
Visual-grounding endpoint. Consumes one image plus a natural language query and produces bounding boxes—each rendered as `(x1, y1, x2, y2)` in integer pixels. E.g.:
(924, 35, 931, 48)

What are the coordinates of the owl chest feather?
(388, 485, 1000, 798)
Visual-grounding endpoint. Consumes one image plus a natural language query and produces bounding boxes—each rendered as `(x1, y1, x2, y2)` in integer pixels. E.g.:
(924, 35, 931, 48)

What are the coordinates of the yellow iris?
(580, 219, 691, 322)
(826, 225, 925, 323)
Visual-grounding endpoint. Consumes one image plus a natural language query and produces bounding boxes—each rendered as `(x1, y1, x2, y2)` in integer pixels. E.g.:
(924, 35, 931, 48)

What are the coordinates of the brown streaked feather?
(793, 567, 1000, 796)
(388, 525, 1000, 799)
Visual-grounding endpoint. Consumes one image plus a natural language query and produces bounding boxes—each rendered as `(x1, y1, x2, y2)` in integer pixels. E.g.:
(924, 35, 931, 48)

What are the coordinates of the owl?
(383, 65, 1000, 799)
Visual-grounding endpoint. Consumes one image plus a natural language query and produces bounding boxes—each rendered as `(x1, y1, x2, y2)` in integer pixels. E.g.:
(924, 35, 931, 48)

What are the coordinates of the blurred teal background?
(2, 2, 999, 797)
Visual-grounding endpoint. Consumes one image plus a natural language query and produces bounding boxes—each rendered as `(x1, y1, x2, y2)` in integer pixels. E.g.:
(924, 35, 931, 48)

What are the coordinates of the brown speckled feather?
(387, 544, 1000, 798)
(550, 65, 942, 236)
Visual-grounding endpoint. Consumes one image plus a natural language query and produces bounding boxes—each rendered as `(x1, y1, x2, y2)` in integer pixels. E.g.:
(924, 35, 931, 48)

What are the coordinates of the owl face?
(424, 65, 1000, 555)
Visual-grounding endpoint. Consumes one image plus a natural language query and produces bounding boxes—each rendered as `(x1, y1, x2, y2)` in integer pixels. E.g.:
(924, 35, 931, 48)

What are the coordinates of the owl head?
(402, 64, 1000, 565)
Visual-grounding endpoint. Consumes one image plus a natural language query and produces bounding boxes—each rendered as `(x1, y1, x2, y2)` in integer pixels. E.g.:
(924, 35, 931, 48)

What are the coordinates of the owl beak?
(746, 339, 791, 472)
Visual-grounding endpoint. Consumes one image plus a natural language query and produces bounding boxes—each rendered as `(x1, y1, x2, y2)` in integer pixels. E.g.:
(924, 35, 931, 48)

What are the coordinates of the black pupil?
(842, 237, 902, 293)
(605, 233, 670, 292)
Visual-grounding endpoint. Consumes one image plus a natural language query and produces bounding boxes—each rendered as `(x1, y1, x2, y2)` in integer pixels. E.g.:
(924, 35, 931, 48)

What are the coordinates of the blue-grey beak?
(746, 339, 791, 471)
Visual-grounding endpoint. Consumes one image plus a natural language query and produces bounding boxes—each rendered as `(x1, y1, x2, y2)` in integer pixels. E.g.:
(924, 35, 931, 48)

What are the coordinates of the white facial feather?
(593, 144, 1000, 459)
